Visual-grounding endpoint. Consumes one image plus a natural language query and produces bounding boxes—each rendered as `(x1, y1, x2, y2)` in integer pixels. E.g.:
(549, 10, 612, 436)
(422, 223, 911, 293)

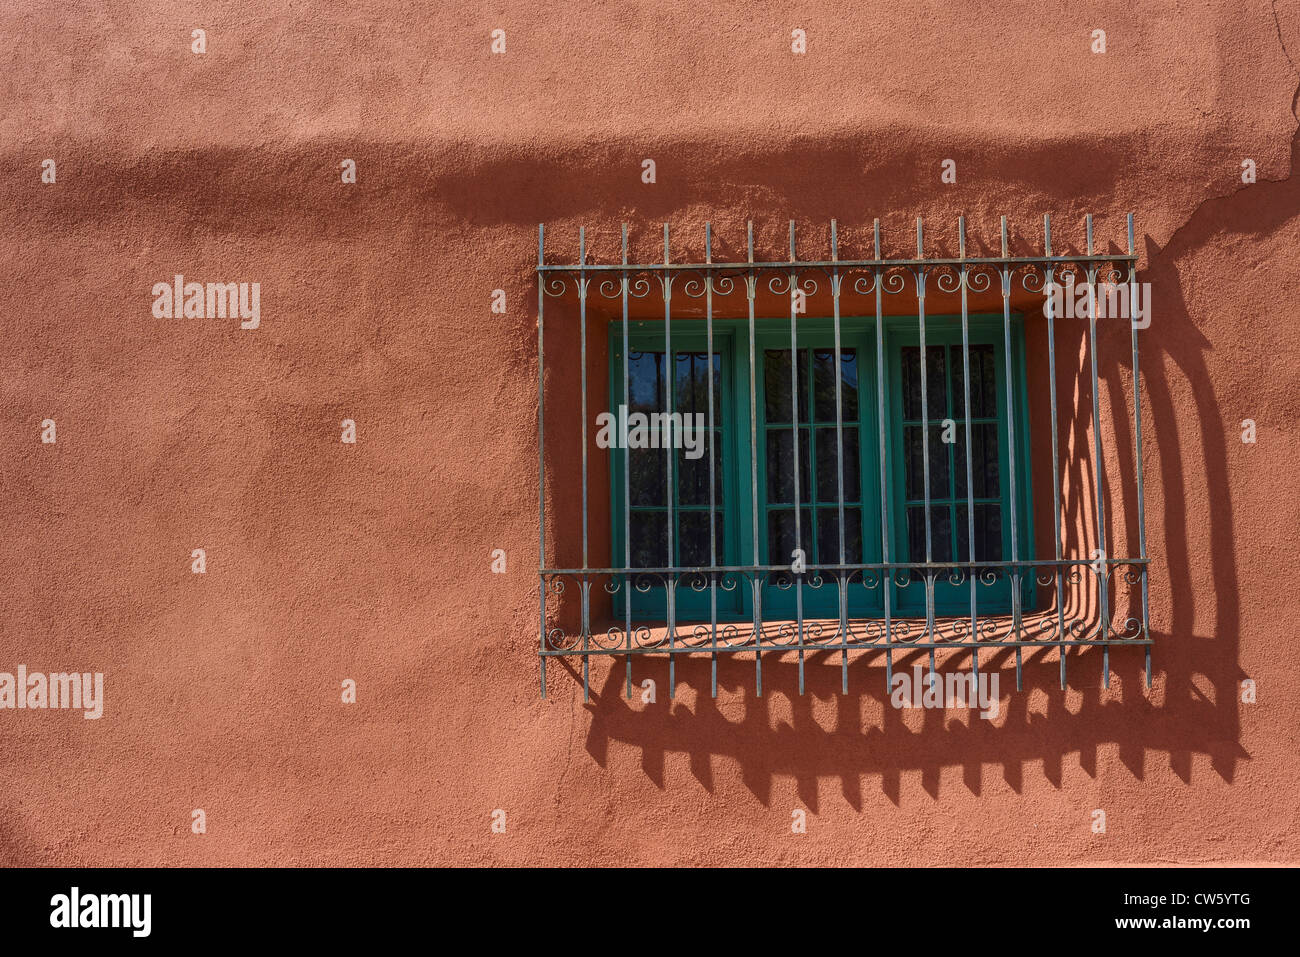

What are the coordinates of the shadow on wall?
(581, 650, 1188, 809)
(561, 132, 1300, 807)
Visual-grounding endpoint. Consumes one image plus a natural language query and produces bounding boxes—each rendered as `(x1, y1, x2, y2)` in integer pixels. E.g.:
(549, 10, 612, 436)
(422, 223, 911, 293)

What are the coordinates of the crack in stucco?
(1273, 0, 1298, 77)
(1150, 16, 1300, 268)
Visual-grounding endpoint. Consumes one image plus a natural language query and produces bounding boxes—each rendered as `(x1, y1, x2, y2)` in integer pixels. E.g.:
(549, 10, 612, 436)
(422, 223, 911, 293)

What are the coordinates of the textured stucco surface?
(2, 1, 1299, 865)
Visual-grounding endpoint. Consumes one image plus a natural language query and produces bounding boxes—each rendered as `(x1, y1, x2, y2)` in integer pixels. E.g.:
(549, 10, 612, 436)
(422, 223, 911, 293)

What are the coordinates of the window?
(537, 217, 1152, 699)
(610, 317, 1033, 622)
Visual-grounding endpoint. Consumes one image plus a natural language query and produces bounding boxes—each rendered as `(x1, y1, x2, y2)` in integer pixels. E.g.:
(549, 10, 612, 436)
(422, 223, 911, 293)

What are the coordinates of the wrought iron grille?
(536, 215, 1150, 700)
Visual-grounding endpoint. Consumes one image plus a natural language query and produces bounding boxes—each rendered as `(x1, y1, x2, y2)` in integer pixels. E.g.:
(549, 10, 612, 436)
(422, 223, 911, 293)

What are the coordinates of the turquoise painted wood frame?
(609, 315, 1034, 622)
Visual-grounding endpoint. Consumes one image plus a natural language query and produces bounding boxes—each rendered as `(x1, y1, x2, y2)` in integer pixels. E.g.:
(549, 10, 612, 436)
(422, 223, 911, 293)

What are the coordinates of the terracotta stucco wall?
(2, 1, 1299, 864)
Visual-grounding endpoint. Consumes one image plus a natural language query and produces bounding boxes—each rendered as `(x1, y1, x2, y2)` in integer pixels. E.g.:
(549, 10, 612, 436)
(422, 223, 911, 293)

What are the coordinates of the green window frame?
(609, 315, 1033, 622)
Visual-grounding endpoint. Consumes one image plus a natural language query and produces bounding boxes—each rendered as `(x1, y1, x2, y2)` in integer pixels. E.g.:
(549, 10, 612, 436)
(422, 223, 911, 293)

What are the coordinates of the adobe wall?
(1, 1, 1297, 864)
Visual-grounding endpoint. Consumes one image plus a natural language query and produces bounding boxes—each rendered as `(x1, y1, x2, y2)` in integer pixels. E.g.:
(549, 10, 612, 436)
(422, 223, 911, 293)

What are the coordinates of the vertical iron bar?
(1128, 213, 1151, 687)
(875, 220, 893, 692)
(707, 223, 719, 698)
(748, 222, 763, 697)
(1045, 215, 1067, 689)
(790, 220, 805, 695)
(1086, 215, 1111, 687)
(916, 218, 936, 686)
(959, 217, 979, 687)
(832, 220, 848, 694)
(1001, 217, 1023, 691)
(579, 227, 590, 702)
(663, 223, 676, 698)
(623, 225, 633, 698)
(538, 224, 547, 698)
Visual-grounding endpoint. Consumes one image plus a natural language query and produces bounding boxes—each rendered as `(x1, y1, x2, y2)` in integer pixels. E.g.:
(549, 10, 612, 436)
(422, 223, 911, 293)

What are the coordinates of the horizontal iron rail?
(542, 558, 1149, 575)
(537, 254, 1135, 271)
(540, 640, 1154, 657)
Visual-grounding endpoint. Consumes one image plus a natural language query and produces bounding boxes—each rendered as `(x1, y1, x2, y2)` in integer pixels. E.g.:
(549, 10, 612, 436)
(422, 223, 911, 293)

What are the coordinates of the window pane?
(674, 351, 721, 417)
(904, 423, 950, 500)
(815, 425, 859, 503)
(628, 350, 666, 413)
(629, 446, 666, 506)
(619, 345, 730, 580)
(956, 503, 1003, 562)
(952, 344, 998, 418)
(630, 510, 669, 567)
(676, 437, 723, 506)
(813, 348, 858, 421)
(678, 511, 724, 566)
(765, 427, 811, 504)
(816, 507, 863, 564)
(901, 345, 947, 420)
(954, 422, 1001, 498)
(764, 349, 810, 422)
(907, 505, 953, 563)
(767, 507, 814, 564)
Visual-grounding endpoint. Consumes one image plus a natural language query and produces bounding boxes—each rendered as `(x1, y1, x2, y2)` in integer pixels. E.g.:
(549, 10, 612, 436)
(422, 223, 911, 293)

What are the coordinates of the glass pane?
(765, 427, 811, 504)
(676, 437, 723, 507)
(630, 510, 669, 567)
(901, 345, 947, 420)
(813, 348, 859, 421)
(628, 351, 666, 413)
(629, 446, 666, 507)
(767, 507, 814, 564)
(815, 425, 859, 503)
(816, 507, 863, 564)
(764, 349, 810, 422)
(903, 423, 950, 501)
(906, 504, 953, 563)
(674, 352, 722, 418)
(954, 422, 1001, 498)
(678, 511, 724, 566)
(956, 503, 1003, 562)
(953, 344, 998, 419)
